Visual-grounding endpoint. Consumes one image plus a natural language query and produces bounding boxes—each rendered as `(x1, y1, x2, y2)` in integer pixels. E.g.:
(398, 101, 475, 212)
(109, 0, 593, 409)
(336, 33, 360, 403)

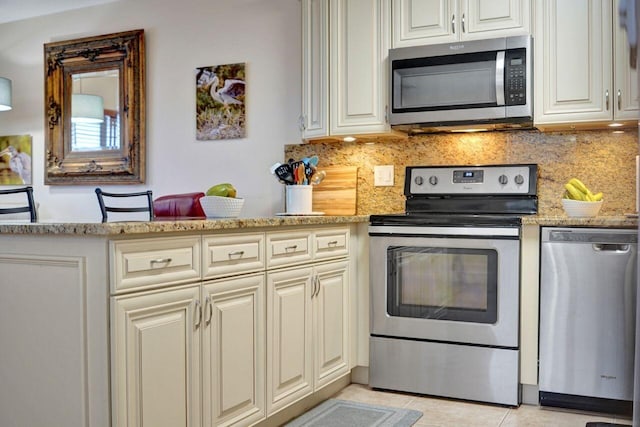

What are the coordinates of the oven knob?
(498, 174, 508, 185)
(414, 176, 424, 185)
(428, 176, 438, 186)
(514, 174, 525, 185)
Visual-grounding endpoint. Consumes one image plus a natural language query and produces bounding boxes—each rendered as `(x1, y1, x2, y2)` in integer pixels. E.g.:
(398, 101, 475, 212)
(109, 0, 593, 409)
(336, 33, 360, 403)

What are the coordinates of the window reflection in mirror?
(71, 70, 120, 152)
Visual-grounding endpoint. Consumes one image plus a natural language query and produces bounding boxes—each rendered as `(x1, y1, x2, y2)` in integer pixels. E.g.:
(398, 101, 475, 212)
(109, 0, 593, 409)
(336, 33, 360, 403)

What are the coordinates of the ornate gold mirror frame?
(44, 29, 145, 185)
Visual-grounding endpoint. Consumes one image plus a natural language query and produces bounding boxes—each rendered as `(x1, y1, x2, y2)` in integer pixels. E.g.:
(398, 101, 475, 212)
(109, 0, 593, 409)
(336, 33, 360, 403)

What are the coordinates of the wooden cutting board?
(312, 166, 358, 215)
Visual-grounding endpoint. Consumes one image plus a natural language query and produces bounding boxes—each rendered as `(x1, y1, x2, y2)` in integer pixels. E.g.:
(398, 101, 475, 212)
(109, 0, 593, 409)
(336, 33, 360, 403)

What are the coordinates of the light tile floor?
(332, 384, 633, 427)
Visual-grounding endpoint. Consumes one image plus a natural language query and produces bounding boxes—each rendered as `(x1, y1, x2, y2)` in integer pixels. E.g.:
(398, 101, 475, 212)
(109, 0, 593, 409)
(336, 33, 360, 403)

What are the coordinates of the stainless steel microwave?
(389, 36, 532, 133)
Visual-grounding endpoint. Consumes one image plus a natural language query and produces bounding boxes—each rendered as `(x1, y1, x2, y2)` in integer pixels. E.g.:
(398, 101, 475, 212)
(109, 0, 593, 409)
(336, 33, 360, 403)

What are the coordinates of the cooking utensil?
(272, 163, 295, 184)
(310, 169, 326, 185)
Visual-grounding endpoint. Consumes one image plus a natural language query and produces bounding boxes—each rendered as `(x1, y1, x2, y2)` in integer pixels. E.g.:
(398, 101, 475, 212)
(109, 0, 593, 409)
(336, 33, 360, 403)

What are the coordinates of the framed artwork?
(0, 135, 32, 185)
(196, 63, 246, 140)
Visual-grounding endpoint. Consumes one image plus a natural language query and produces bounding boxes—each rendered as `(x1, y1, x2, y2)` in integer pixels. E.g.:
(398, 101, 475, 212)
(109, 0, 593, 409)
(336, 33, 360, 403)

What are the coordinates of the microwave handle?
(495, 51, 505, 106)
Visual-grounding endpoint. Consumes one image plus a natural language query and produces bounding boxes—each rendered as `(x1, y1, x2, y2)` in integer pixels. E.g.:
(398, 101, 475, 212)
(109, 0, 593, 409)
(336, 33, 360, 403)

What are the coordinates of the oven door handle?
(495, 50, 505, 106)
(368, 225, 520, 238)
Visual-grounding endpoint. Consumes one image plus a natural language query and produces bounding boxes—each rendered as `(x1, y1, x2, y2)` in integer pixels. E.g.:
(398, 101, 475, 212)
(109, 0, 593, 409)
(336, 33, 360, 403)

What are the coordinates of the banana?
(568, 178, 590, 195)
(563, 178, 603, 202)
(564, 183, 585, 200)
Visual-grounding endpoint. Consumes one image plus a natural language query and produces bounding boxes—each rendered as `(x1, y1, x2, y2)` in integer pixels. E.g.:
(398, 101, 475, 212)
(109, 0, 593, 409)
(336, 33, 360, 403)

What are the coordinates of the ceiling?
(0, 0, 122, 24)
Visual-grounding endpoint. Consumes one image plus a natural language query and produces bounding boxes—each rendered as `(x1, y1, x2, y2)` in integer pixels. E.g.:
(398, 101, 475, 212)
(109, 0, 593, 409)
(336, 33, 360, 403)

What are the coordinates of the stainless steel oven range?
(369, 164, 538, 407)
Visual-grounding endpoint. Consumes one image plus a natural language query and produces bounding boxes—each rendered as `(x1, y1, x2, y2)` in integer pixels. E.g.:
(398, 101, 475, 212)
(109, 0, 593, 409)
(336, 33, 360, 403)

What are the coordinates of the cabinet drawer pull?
(194, 300, 202, 328)
(605, 90, 610, 110)
(314, 275, 321, 298)
(205, 296, 213, 325)
(150, 257, 172, 265)
(461, 13, 465, 33)
(327, 240, 339, 247)
(618, 89, 622, 110)
(285, 245, 298, 252)
(228, 250, 245, 258)
(451, 14, 455, 34)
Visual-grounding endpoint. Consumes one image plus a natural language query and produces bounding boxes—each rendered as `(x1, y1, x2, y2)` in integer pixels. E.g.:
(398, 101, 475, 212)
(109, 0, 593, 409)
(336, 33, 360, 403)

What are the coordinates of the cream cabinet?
(202, 273, 265, 427)
(300, 0, 390, 140)
(266, 266, 314, 414)
(111, 284, 202, 427)
(392, 0, 531, 48)
(110, 226, 351, 426)
(534, 0, 639, 129)
(266, 260, 349, 415)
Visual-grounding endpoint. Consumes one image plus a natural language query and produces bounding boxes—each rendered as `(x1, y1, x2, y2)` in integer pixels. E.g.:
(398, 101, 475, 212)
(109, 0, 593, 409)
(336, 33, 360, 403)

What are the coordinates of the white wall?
(0, 0, 302, 221)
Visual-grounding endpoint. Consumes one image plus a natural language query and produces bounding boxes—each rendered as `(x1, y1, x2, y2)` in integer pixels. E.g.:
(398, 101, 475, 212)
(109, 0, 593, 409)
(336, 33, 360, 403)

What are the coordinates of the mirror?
(44, 29, 145, 185)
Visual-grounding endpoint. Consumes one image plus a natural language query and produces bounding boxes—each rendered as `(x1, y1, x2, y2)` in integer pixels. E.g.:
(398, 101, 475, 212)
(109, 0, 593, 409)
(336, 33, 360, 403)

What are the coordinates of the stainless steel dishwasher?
(539, 227, 637, 416)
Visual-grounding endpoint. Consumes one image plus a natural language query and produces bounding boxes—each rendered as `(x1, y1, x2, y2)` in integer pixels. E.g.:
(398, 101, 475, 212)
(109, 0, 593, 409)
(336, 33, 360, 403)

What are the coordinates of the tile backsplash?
(285, 129, 638, 216)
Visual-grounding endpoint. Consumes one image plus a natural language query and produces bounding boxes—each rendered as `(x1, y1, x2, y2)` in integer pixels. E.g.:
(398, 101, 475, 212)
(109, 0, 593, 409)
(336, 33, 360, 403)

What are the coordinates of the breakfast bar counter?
(0, 215, 371, 235)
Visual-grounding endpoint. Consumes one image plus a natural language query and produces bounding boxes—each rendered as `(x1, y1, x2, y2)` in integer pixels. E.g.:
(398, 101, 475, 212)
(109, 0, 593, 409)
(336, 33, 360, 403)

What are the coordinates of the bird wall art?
(196, 63, 246, 140)
(0, 135, 32, 185)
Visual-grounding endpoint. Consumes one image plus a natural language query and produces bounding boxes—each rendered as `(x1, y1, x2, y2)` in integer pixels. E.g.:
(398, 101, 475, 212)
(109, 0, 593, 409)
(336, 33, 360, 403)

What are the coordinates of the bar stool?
(0, 186, 37, 222)
(95, 188, 154, 223)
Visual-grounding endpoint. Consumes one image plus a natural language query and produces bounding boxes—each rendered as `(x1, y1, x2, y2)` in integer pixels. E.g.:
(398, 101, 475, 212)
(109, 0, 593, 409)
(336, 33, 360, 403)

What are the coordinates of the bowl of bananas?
(562, 178, 603, 217)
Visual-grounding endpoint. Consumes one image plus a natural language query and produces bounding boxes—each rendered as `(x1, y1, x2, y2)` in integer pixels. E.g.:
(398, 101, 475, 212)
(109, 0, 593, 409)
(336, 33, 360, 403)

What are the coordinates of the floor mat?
(585, 423, 632, 427)
(285, 399, 423, 427)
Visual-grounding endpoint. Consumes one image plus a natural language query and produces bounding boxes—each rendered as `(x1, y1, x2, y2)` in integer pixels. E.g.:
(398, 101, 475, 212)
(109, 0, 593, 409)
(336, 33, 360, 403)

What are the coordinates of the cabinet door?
(534, 0, 613, 126)
(112, 285, 201, 427)
(613, 0, 640, 120)
(202, 273, 265, 427)
(301, 0, 329, 139)
(392, 0, 457, 47)
(266, 267, 314, 415)
(330, 0, 390, 135)
(313, 261, 350, 389)
(462, 0, 530, 40)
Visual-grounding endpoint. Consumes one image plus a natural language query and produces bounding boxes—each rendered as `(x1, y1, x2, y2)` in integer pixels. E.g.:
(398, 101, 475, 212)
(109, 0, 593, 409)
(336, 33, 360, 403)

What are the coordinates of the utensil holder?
(286, 185, 313, 214)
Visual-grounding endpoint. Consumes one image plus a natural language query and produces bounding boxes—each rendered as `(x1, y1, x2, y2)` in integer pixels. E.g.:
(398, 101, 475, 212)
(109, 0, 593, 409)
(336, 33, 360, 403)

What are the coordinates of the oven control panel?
(407, 164, 536, 195)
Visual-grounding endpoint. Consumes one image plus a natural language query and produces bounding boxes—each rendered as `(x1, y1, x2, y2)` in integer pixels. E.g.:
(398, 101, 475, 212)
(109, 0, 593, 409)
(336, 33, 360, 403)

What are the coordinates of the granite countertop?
(0, 214, 635, 236)
(0, 215, 371, 236)
(522, 214, 638, 228)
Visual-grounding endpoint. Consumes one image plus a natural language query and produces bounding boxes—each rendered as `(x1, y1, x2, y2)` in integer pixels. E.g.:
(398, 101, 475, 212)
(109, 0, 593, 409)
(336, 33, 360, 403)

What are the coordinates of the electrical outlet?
(374, 165, 394, 186)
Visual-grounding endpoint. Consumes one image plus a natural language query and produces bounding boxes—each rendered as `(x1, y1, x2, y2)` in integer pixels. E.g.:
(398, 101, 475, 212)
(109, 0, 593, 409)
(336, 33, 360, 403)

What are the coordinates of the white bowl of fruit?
(562, 178, 603, 218)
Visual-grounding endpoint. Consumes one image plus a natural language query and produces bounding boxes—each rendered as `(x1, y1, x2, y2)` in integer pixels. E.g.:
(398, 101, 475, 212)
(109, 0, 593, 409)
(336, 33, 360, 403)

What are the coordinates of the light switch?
(374, 165, 394, 186)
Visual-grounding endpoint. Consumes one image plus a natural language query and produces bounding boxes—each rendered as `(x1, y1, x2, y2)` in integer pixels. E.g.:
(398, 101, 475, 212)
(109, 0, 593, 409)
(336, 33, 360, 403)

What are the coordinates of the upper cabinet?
(301, 0, 391, 141)
(392, 0, 531, 48)
(534, 0, 639, 129)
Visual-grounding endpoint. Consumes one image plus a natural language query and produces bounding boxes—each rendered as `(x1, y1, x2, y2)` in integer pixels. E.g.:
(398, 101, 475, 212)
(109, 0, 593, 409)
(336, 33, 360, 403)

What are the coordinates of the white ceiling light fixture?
(72, 93, 104, 123)
(0, 77, 12, 111)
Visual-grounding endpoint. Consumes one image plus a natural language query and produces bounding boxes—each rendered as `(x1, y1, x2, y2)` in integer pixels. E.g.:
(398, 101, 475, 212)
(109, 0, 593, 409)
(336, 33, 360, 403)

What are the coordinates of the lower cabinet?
(111, 285, 202, 427)
(111, 227, 352, 426)
(203, 273, 265, 427)
(266, 260, 350, 415)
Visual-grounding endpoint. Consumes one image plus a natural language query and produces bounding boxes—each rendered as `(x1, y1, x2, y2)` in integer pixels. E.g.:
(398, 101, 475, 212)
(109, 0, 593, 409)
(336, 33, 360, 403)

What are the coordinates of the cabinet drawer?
(203, 233, 265, 278)
(314, 228, 349, 260)
(111, 236, 201, 294)
(266, 231, 313, 268)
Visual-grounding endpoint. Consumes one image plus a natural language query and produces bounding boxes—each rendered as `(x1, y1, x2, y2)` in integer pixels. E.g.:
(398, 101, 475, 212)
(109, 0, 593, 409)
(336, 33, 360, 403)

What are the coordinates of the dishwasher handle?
(592, 243, 631, 253)
(547, 230, 637, 244)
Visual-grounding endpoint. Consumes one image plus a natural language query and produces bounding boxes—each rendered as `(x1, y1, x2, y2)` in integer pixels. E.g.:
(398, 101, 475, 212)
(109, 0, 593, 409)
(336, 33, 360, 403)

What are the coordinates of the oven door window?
(387, 246, 498, 323)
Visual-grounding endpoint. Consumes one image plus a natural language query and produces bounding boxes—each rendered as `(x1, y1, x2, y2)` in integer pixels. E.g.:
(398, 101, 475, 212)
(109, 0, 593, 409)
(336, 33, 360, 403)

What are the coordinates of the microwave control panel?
(505, 48, 526, 106)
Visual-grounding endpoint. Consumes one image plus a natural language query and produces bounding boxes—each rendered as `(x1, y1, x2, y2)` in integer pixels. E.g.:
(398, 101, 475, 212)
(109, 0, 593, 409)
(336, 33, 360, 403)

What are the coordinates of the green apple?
(206, 183, 237, 198)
